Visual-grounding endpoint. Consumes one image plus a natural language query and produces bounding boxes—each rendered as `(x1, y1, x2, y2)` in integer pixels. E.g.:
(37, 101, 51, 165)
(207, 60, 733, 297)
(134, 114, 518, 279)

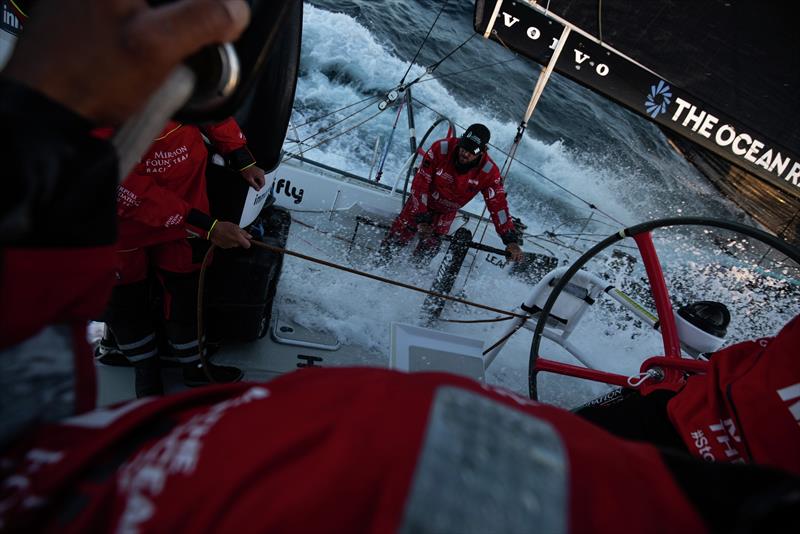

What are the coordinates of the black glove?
(500, 228, 522, 246)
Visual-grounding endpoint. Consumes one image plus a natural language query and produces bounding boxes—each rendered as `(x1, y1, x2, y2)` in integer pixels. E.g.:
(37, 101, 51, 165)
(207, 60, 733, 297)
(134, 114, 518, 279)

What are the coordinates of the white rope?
(626, 369, 660, 388)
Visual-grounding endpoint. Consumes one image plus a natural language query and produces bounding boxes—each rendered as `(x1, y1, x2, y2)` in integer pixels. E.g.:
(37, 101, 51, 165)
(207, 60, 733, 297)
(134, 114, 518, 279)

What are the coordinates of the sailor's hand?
(3, 0, 251, 125)
(241, 165, 266, 191)
(417, 223, 433, 238)
(506, 243, 524, 262)
(209, 220, 251, 249)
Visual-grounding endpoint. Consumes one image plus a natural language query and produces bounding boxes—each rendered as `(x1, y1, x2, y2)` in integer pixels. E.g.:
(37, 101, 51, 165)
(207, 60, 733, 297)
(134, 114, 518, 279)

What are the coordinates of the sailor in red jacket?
(0, 0, 252, 449)
(577, 311, 800, 478)
(383, 124, 524, 262)
(667, 313, 800, 476)
(2, 367, 797, 533)
(103, 119, 265, 398)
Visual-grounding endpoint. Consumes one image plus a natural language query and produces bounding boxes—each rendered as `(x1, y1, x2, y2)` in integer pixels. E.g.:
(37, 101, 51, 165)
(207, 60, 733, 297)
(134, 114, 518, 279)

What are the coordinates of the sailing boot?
(182, 361, 244, 387)
(154, 269, 236, 387)
(93, 325, 131, 367)
(375, 232, 409, 266)
(132, 356, 164, 398)
(411, 234, 442, 265)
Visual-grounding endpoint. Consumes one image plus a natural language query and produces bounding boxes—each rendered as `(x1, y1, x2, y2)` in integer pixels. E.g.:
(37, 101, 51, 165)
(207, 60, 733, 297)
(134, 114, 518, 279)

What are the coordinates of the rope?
(197, 244, 218, 383)
(194, 223, 533, 371)
(248, 239, 528, 320)
(483, 320, 528, 355)
(289, 218, 523, 326)
(627, 368, 661, 388)
(439, 315, 514, 324)
(400, 0, 451, 85)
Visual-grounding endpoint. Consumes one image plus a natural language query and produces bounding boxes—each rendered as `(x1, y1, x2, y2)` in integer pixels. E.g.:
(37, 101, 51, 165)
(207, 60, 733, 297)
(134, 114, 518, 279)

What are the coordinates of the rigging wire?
(399, 0, 451, 86)
(374, 98, 407, 182)
(283, 109, 385, 161)
(413, 57, 523, 85)
(597, 0, 604, 42)
(401, 33, 478, 89)
(290, 95, 381, 130)
(284, 97, 382, 150)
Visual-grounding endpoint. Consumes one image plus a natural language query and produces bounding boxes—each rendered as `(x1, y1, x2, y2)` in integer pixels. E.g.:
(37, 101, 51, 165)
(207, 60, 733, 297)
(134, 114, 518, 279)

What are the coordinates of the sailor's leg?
(411, 210, 456, 264)
(93, 322, 128, 366)
(154, 239, 243, 386)
(102, 248, 163, 398)
(379, 201, 420, 262)
(573, 388, 686, 451)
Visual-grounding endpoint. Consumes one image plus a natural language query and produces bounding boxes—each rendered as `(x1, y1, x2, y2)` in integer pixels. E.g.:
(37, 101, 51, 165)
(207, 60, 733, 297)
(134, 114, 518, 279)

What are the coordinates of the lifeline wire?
(194, 233, 530, 379)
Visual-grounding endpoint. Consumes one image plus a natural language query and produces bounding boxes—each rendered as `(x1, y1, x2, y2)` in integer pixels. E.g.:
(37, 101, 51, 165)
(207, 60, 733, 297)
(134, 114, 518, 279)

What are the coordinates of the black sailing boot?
(93, 325, 131, 367)
(133, 357, 164, 398)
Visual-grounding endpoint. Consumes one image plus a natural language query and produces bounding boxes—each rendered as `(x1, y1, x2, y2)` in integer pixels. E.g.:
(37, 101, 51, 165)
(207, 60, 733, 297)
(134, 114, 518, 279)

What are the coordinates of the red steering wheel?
(528, 217, 800, 400)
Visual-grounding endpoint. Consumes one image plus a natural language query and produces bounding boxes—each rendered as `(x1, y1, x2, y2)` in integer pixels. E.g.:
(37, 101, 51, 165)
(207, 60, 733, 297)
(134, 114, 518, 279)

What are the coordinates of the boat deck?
(96, 310, 385, 406)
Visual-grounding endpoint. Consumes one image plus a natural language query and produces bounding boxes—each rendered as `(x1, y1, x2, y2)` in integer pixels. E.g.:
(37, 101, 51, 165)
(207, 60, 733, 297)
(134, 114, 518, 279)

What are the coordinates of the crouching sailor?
(381, 124, 524, 263)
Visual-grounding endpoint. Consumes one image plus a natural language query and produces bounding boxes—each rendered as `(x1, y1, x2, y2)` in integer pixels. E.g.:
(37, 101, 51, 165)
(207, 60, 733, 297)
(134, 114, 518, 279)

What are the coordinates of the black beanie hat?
(459, 123, 491, 154)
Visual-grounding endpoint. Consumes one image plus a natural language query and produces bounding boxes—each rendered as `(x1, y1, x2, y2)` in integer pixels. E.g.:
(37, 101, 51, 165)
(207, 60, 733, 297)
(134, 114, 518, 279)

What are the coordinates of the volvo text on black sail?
(473, 1, 800, 204)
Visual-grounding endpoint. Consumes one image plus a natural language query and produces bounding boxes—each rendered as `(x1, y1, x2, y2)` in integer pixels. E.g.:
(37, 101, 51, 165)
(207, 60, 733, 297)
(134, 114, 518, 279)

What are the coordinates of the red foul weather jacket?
(116, 118, 255, 249)
(1, 79, 119, 438)
(0, 368, 721, 533)
(406, 137, 516, 239)
(668, 314, 800, 476)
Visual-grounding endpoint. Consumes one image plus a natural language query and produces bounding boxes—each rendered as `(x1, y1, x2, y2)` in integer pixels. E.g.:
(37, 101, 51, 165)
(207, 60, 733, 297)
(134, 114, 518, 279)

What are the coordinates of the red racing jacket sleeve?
(408, 140, 444, 220)
(667, 314, 800, 476)
(201, 117, 257, 172)
(479, 159, 517, 242)
(115, 171, 209, 236)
